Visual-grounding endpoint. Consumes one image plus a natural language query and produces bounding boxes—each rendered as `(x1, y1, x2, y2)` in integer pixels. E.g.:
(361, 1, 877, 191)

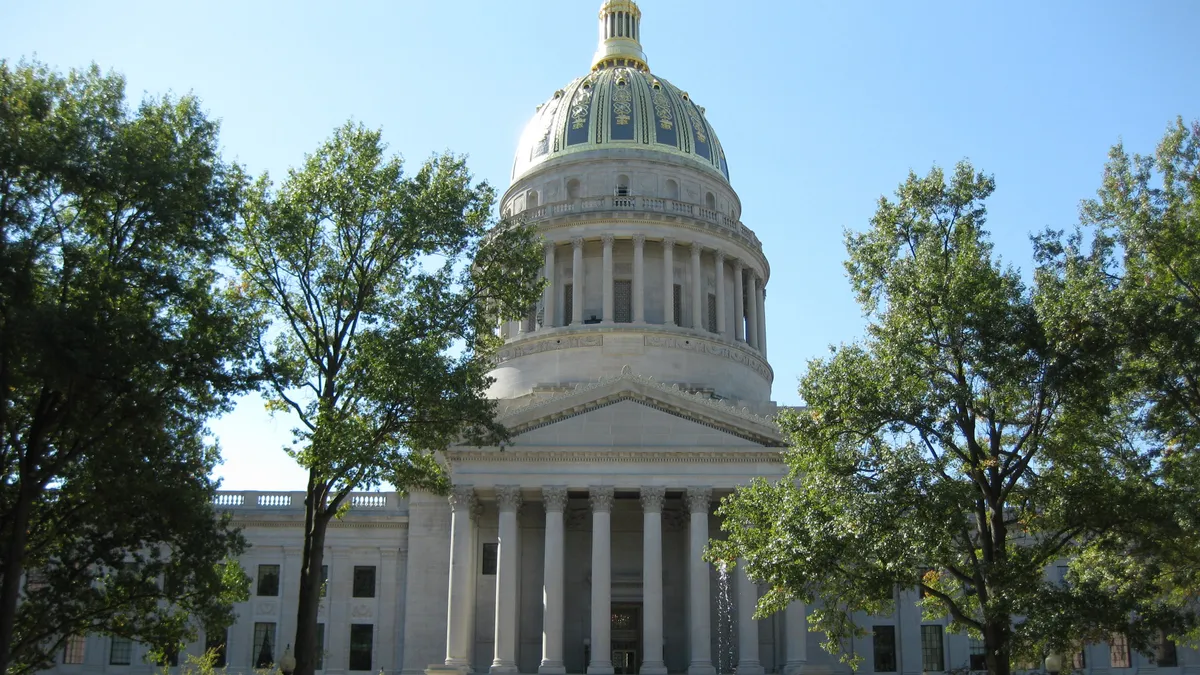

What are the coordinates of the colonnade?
(532, 236, 768, 356)
(441, 486, 808, 675)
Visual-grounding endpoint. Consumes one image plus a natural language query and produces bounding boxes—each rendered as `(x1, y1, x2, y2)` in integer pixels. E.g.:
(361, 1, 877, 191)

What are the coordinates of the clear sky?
(4, 1, 1198, 490)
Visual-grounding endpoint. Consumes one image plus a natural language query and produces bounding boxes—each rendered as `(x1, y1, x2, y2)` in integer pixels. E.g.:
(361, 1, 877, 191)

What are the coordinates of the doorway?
(611, 603, 641, 675)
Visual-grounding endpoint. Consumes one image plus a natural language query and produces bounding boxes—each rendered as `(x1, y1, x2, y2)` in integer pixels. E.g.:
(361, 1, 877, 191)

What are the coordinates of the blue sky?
(4, 1, 1198, 490)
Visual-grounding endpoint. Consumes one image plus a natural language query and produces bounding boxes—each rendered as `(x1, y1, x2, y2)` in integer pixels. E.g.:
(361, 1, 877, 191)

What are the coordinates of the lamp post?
(280, 645, 296, 675)
(1044, 652, 1064, 675)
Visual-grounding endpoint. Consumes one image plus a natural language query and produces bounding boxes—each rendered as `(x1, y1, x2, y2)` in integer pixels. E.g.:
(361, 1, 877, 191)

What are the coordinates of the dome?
(510, 4, 730, 185)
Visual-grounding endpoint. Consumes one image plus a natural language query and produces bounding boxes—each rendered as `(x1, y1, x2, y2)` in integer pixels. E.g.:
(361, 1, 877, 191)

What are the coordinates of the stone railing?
(511, 195, 762, 251)
(212, 491, 398, 510)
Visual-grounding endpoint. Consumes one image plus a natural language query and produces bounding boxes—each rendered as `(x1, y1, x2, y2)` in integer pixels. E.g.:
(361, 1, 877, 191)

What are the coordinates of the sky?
(3, 0, 1198, 490)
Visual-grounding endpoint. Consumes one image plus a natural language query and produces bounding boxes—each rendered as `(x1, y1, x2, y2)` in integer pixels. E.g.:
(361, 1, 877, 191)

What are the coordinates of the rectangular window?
(969, 637, 987, 671)
(564, 284, 573, 325)
(920, 625, 944, 672)
(672, 284, 682, 326)
(256, 564, 280, 596)
(320, 564, 328, 598)
(1057, 565, 1070, 585)
(63, 636, 86, 664)
(1110, 633, 1131, 669)
(109, 637, 132, 666)
(349, 624, 373, 671)
(1072, 648, 1086, 670)
(204, 627, 227, 668)
(1156, 632, 1177, 667)
(872, 626, 897, 672)
(614, 280, 632, 323)
(352, 566, 376, 598)
(707, 293, 717, 332)
(482, 542, 498, 575)
(253, 622, 276, 669)
(316, 623, 326, 670)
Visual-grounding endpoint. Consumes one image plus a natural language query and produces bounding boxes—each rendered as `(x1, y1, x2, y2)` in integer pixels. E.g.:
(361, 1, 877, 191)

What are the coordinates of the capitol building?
(41, 3, 1194, 675)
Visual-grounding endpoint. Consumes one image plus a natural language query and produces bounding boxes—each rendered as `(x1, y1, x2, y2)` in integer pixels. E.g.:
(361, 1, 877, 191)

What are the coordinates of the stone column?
(444, 486, 476, 669)
(714, 251, 726, 337)
(540, 487, 568, 675)
(543, 242, 556, 329)
(588, 487, 615, 675)
(783, 601, 807, 675)
(733, 260, 745, 342)
(736, 562, 764, 675)
(602, 234, 615, 324)
(747, 273, 760, 351)
(640, 487, 667, 675)
(687, 487, 715, 675)
(757, 283, 767, 358)
(662, 238, 676, 326)
(572, 237, 584, 325)
(633, 234, 646, 323)
(690, 242, 703, 330)
(491, 486, 522, 674)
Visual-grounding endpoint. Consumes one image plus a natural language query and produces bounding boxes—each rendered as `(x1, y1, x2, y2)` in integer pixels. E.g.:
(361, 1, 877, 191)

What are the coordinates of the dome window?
(705, 192, 716, 210)
(665, 179, 679, 201)
(615, 174, 630, 197)
(567, 178, 581, 199)
(526, 190, 539, 209)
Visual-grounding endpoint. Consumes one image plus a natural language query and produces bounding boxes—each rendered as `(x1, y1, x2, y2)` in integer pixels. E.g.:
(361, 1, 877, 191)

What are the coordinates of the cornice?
(445, 449, 784, 464)
(230, 519, 409, 529)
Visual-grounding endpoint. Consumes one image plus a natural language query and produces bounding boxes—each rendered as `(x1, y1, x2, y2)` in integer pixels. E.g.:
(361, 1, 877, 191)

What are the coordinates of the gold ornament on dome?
(570, 79, 594, 130)
(651, 85, 674, 130)
(613, 74, 633, 125)
(685, 101, 707, 143)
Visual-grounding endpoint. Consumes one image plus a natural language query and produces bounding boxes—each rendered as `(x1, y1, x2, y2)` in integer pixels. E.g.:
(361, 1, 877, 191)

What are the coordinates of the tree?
(0, 61, 251, 675)
(230, 122, 544, 675)
(1033, 118, 1200, 647)
(710, 161, 1195, 675)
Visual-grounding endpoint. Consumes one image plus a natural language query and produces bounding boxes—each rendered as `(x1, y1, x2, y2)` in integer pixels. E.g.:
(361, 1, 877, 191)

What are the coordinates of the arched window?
(665, 179, 680, 201)
(527, 190, 539, 209)
(705, 192, 716, 209)
(567, 178, 581, 199)
(616, 174, 630, 197)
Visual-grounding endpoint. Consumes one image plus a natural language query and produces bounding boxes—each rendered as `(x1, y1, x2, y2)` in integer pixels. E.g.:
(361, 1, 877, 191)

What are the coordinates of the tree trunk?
(983, 621, 1011, 675)
(0, 479, 36, 675)
(293, 474, 330, 675)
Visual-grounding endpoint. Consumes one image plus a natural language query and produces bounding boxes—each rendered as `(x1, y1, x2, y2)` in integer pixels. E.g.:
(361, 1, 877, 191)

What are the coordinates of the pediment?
(493, 370, 783, 448)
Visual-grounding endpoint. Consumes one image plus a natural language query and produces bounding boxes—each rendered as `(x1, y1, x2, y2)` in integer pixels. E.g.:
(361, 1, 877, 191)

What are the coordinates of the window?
(872, 626, 896, 672)
(665, 179, 679, 201)
(204, 627, 227, 668)
(526, 190, 539, 209)
(523, 305, 537, 333)
(316, 623, 326, 670)
(614, 280, 632, 323)
(1072, 647, 1086, 670)
(1156, 632, 1177, 667)
(616, 174, 630, 197)
(110, 637, 132, 666)
(563, 284, 573, 325)
(349, 624, 373, 671)
(1057, 565, 1070, 585)
(672, 284, 682, 326)
(705, 192, 716, 209)
(567, 178, 581, 199)
(352, 566, 376, 598)
(256, 564, 280, 596)
(482, 543, 498, 575)
(969, 637, 987, 671)
(253, 622, 276, 669)
(63, 636, 86, 664)
(320, 564, 328, 598)
(1110, 633, 1130, 669)
(920, 625, 944, 672)
(707, 293, 717, 332)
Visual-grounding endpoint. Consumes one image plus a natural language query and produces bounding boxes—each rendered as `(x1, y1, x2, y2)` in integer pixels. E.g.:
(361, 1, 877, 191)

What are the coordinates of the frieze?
(446, 449, 784, 464)
(495, 334, 602, 364)
(643, 334, 773, 383)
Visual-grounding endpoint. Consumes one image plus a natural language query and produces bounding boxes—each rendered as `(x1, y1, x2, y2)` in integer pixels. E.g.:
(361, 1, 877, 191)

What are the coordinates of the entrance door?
(611, 603, 641, 675)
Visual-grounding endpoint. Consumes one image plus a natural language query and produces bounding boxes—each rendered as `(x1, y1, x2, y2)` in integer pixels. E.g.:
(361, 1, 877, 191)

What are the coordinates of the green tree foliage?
(230, 122, 544, 675)
(1033, 119, 1200, 649)
(0, 61, 251, 675)
(711, 161, 1196, 675)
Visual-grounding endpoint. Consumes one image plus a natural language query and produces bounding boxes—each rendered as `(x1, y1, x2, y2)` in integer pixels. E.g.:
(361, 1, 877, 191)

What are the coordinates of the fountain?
(716, 560, 736, 674)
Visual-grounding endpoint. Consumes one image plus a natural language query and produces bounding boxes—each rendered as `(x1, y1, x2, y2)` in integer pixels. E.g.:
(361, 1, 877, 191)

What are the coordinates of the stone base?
(587, 663, 615, 675)
(538, 662, 567, 675)
(736, 664, 765, 675)
(425, 665, 471, 675)
(688, 663, 717, 675)
(489, 665, 518, 675)
(638, 662, 668, 675)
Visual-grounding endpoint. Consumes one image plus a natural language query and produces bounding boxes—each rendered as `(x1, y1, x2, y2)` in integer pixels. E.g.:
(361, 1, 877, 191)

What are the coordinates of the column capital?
(572, 236, 585, 250)
(640, 486, 666, 513)
(544, 240, 556, 255)
(449, 485, 476, 512)
(496, 485, 523, 513)
(686, 486, 712, 514)
(601, 233, 615, 246)
(632, 233, 646, 246)
(471, 499, 484, 522)
(543, 486, 569, 513)
(691, 241, 703, 257)
(714, 249, 726, 263)
(662, 237, 676, 249)
(589, 486, 615, 513)
(733, 258, 745, 272)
